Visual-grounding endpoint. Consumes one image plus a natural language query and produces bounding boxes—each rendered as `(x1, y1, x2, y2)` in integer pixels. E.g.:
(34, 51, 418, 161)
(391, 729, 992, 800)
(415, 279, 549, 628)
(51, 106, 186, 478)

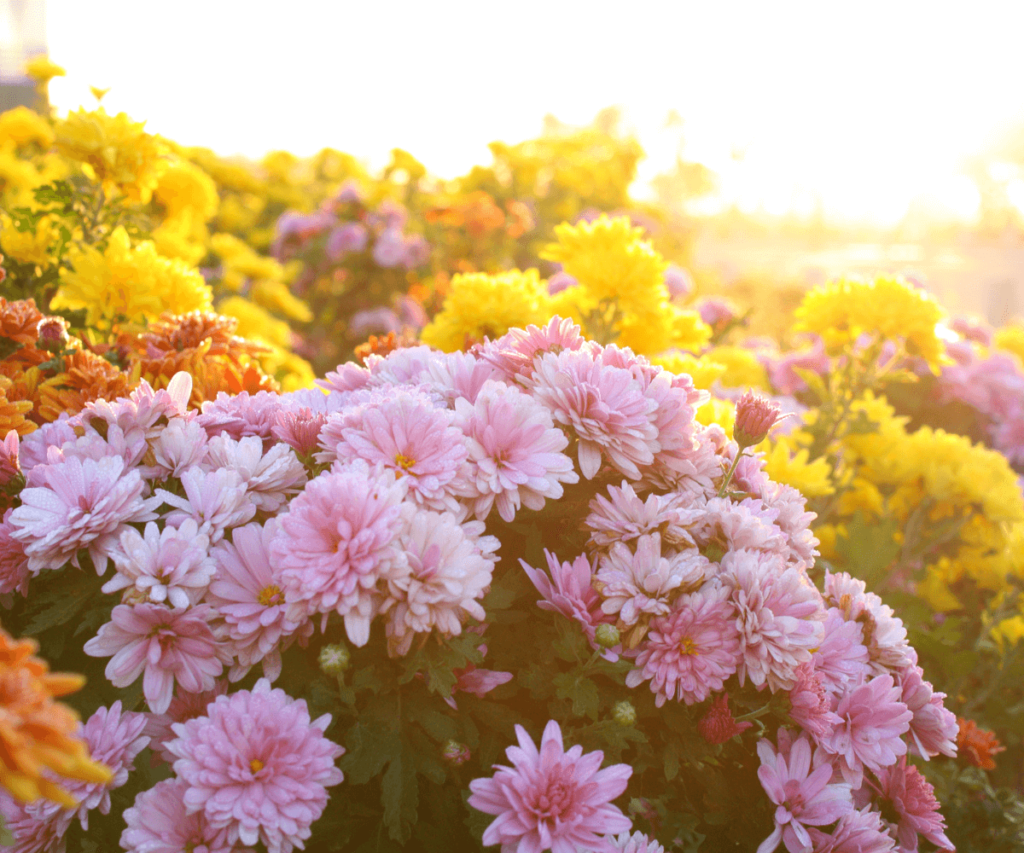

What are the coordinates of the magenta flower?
(521, 550, 614, 651)
(167, 678, 345, 853)
(467, 719, 633, 853)
(271, 462, 409, 646)
(823, 674, 912, 787)
(734, 391, 784, 448)
(272, 406, 330, 455)
(9, 455, 160, 574)
(121, 778, 235, 853)
(788, 663, 840, 742)
(625, 584, 743, 706)
(84, 603, 231, 714)
(207, 520, 313, 682)
(806, 806, 896, 853)
(697, 693, 753, 744)
(873, 757, 953, 851)
(756, 732, 853, 853)
(452, 380, 578, 522)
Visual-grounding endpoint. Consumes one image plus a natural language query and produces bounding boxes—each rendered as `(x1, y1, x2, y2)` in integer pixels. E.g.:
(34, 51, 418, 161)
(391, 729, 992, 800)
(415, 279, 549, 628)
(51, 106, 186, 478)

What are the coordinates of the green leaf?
(381, 753, 418, 844)
(663, 739, 681, 781)
(553, 672, 600, 720)
(21, 570, 99, 636)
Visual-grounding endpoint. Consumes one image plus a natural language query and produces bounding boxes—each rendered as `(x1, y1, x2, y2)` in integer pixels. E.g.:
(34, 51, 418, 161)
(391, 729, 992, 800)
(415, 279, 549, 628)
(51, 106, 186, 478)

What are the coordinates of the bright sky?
(43, 0, 1024, 226)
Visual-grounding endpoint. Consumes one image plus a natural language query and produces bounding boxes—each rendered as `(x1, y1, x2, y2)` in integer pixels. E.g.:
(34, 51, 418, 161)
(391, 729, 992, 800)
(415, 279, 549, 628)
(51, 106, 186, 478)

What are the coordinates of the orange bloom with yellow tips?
(0, 630, 111, 805)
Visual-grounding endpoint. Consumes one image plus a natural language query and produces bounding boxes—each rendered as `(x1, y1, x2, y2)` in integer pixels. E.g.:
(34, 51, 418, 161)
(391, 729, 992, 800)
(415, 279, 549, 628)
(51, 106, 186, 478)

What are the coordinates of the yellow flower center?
(394, 453, 416, 473)
(257, 585, 283, 607)
(680, 636, 698, 656)
(250, 758, 264, 773)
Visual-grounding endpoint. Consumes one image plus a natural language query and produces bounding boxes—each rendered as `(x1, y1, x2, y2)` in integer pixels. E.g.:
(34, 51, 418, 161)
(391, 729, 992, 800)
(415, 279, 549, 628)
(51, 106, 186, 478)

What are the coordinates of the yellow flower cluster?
(794, 275, 947, 372)
(0, 213, 59, 266)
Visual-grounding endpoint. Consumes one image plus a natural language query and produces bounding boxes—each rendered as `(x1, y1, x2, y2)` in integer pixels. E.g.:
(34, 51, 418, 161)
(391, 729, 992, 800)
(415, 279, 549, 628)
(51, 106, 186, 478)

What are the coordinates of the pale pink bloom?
(207, 520, 313, 682)
(692, 497, 789, 559)
(722, 549, 826, 691)
(788, 663, 840, 742)
(0, 794, 73, 853)
(278, 387, 351, 418)
(383, 510, 498, 656)
(756, 733, 853, 853)
(806, 806, 896, 853)
(0, 509, 30, 597)
(271, 463, 409, 646)
(318, 361, 371, 394)
(103, 519, 215, 608)
(49, 422, 148, 470)
(0, 429, 19, 484)
(608, 830, 667, 853)
(425, 350, 503, 405)
(81, 377, 188, 445)
(763, 338, 829, 396)
(16, 415, 78, 475)
(812, 609, 872, 697)
(467, 719, 632, 853)
(330, 390, 466, 510)
(585, 481, 700, 551)
(198, 390, 283, 440)
(873, 758, 953, 851)
(897, 665, 958, 760)
(625, 584, 743, 706)
(121, 778, 235, 853)
(203, 435, 307, 513)
(823, 674, 912, 787)
(156, 467, 256, 544)
(84, 603, 230, 714)
(167, 678, 345, 853)
(697, 692, 753, 744)
(597, 534, 709, 627)
(363, 345, 437, 387)
(147, 416, 209, 479)
(144, 681, 229, 764)
(735, 391, 784, 448)
(452, 380, 578, 522)
(272, 406, 329, 455)
(479, 316, 586, 380)
(647, 424, 725, 497)
(641, 369, 708, 482)
(9, 455, 160, 574)
(529, 347, 659, 480)
(520, 551, 614, 651)
(823, 572, 912, 674)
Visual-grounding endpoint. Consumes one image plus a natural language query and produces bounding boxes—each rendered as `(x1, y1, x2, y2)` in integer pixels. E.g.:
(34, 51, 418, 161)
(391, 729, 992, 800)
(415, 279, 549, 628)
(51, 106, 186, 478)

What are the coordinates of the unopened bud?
(36, 316, 69, 353)
(611, 700, 637, 728)
(318, 643, 351, 676)
(628, 797, 658, 824)
(442, 740, 471, 766)
(594, 624, 620, 649)
(733, 391, 783, 449)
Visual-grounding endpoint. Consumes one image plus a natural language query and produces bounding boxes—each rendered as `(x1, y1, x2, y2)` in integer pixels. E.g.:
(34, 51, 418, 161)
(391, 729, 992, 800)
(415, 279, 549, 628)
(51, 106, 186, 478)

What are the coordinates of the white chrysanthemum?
(148, 417, 209, 480)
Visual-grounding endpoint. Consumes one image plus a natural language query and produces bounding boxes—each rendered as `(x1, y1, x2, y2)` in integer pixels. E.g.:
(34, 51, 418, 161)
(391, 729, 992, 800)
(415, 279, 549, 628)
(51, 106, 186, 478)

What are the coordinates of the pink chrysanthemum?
(271, 462, 409, 646)
(521, 551, 615, 652)
(363, 345, 437, 387)
(15, 416, 78, 475)
(823, 674, 912, 787)
(425, 350, 503, 405)
(383, 510, 498, 656)
(329, 390, 467, 510)
(697, 692, 753, 744)
(121, 778, 235, 853)
(467, 719, 633, 853)
(167, 678, 345, 853)
(692, 497, 789, 559)
(640, 368, 708, 481)
(529, 347, 659, 480)
(625, 584, 743, 706)
(823, 572, 912, 674)
(873, 757, 954, 852)
(147, 417, 209, 479)
(898, 664, 958, 760)
(197, 390, 283, 440)
(203, 434, 307, 513)
(207, 520, 313, 681)
(0, 429, 19, 485)
(807, 806, 896, 853)
(452, 380, 578, 522)
(156, 467, 256, 544)
(585, 481, 700, 551)
(756, 732, 853, 853)
(0, 509, 30, 597)
(760, 482, 819, 569)
(788, 662, 840, 742)
(83, 603, 230, 714)
(721, 548, 825, 691)
(812, 609, 872, 697)
(596, 533, 709, 630)
(272, 406, 330, 455)
(81, 375, 189, 446)
(608, 830, 667, 853)
(102, 519, 215, 608)
(9, 455, 160, 574)
(144, 681, 229, 764)
(479, 316, 586, 380)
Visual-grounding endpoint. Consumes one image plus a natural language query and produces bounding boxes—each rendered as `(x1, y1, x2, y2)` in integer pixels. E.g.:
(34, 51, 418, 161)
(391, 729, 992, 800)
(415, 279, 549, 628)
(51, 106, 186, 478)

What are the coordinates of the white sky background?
(43, 0, 1024, 226)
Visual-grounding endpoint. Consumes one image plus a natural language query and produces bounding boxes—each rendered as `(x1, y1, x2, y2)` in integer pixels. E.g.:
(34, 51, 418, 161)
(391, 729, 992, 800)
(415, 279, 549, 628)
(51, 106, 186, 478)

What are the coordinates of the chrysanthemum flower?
(272, 406, 329, 455)
(83, 603, 230, 714)
(873, 757, 953, 851)
(9, 455, 160, 574)
(102, 520, 214, 608)
(0, 510, 30, 597)
(521, 551, 613, 650)
(468, 719, 632, 853)
(203, 434, 307, 513)
(425, 350, 503, 405)
(143, 681, 228, 765)
(585, 481, 699, 551)
(608, 831, 667, 853)
(383, 510, 498, 656)
(697, 692, 753, 744)
(898, 665, 958, 760)
(955, 717, 1004, 770)
(271, 462, 409, 646)
(756, 732, 853, 853)
(811, 609, 871, 697)
(147, 417, 209, 479)
(452, 380, 578, 522)
(478, 316, 586, 380)
(121, 778, 234, 853)
(167, 678, 345, 853)
(207, 521, 312, 681)
(806, 806, 895, 853)
(823, 572, 912, 674)
(198, 390, 283, 440)
(625, 584, 743, 706)
(787, 663, 840, 742)
(156, 467, 256, 544)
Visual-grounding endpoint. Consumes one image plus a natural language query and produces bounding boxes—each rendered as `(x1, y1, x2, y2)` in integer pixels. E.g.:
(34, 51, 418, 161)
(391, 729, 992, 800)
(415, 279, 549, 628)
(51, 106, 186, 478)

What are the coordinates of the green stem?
(717, 450, 745, 498)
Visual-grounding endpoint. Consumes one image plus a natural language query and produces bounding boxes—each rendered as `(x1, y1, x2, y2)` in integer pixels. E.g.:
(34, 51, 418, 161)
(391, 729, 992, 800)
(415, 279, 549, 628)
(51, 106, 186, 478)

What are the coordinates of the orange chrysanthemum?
(354, 330, 417, 364)
(956, 717, 1005, 770)
(34, 350, 136, 423)
(0, 376, 34, 437)
(0, 298, 43, 348)
(0, 630, 112, 805)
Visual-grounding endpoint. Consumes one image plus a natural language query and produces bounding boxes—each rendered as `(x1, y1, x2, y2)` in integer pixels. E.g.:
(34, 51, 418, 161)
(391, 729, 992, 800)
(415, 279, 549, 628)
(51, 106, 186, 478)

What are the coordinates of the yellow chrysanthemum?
(150, 212, 208, 266)
(421, 269, 552, 352)
(994, 323, 1024, 366)
(0, 214, 58, 266)
(703, 345, 769, 389)
(695, 397, 736, 431)
(652, 352, 726, 392)
(55, 109, 168, 203)
(210, 232, 285, 287)
(218, 296, 292, 349)
(794, 276, 947, 372)
(250, 280, 313, 323)
(24, 55, 65, 84)
(154, 158, 219, 221)
(761, 436, 835, 498)
(0, 107, 54, 149)
(52, 227, 212, 329)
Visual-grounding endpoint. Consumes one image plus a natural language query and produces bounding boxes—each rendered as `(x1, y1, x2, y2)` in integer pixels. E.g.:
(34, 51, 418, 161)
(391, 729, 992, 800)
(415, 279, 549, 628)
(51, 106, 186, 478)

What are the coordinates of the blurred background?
(3, 0, 1024, 322)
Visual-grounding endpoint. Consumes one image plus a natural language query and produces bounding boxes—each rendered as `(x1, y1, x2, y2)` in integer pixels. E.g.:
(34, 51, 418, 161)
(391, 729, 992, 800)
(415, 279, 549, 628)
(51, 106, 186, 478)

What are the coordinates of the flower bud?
(733, 391, 783, 449)
(36, 316, 69, 353)
(442, 740, 471, 766)
(594, 623, 620, 649)
(611, 700, 637, 728)
(318, 643, 351, 677)
(697, 693, 752, 745)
